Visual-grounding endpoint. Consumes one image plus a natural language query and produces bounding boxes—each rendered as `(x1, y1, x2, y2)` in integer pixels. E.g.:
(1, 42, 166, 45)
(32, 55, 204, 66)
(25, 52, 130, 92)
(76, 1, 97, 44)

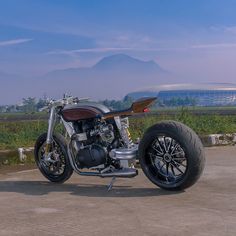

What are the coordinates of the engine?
(72, 119, 116, 168)
(76, 144, 107, 168)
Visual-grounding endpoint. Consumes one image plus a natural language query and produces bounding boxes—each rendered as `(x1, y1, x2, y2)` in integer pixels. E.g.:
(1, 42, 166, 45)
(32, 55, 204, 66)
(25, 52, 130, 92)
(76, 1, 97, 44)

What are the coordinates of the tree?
(37, 98, 47, 110)
(161, 96, 198, 107)
(22, 97, 37, 113)
(123, 95, 134, 108)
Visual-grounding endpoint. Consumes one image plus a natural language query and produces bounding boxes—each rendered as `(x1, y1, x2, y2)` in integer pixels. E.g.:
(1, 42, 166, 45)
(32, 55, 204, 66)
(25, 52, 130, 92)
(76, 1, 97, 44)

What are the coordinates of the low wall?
(200, 133, 236, 147)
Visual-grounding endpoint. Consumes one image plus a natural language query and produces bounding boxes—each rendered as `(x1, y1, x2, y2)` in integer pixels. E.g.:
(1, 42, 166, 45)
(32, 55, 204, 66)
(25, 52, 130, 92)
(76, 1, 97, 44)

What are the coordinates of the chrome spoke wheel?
(148, 136, 187, 184)
(39, 140, 66, 176)
(139, 121, 205, 190)
(35, 133, 73, 183)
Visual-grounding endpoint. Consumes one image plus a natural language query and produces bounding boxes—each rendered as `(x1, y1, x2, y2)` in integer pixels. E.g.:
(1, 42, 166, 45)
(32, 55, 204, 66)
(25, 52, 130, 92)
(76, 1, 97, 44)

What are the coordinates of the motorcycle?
(35, 95, 205, 191)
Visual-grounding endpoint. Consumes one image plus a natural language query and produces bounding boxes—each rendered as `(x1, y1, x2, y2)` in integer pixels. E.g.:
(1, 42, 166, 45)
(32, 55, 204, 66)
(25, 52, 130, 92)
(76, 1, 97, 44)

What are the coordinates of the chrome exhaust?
(109, 145, 138, 161)
(101, 168, 138, 178)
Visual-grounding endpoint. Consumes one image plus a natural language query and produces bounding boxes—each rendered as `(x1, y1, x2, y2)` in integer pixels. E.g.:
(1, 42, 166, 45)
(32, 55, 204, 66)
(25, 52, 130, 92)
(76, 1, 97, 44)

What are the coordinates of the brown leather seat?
(62, 97, 156, 121)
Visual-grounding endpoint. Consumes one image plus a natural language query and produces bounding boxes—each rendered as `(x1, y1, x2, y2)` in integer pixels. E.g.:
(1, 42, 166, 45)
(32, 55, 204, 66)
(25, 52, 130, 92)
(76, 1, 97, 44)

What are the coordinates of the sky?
(1, 0, 236, 93)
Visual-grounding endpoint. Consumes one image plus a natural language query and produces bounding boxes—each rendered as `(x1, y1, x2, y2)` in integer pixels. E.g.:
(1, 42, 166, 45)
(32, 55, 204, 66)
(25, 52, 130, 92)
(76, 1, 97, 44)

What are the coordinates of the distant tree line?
(159, 97, 198, 107)
(0, 95, 200, 113)
(0, 95, 136, 113)
(0, 97, 47, 113)
(102, 96, 198, 110)
(101, 95, 134, 110)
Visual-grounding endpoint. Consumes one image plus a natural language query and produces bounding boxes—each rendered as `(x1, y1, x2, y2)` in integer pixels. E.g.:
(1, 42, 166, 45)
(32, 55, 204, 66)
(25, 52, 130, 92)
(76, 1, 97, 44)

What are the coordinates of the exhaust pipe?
(101, 168, 138, 178)
(72, 167, 138, 178)
(109, 145, 138, 161)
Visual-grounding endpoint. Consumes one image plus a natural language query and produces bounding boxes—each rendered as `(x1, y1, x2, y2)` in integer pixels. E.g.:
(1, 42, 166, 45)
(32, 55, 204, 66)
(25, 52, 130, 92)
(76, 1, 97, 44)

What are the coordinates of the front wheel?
(139, 121, 205, 190)
(34, 133, 73, 183)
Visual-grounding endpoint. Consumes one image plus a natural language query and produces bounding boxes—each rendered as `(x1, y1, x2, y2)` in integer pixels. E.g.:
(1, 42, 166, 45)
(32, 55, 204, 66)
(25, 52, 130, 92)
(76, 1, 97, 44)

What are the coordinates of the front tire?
(139, 121, 205, 190)
(34, 133, 73, 183)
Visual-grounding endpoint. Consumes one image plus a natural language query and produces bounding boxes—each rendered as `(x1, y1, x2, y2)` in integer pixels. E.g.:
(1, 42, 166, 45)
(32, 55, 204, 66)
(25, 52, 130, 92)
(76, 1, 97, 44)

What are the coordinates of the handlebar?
(39, 96, 90, 112)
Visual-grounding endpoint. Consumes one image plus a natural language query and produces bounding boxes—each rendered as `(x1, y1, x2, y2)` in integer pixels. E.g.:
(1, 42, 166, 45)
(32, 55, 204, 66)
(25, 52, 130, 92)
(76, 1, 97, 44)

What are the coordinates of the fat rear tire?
(34, 133, 73, 183)
(139, 121, 205, 191)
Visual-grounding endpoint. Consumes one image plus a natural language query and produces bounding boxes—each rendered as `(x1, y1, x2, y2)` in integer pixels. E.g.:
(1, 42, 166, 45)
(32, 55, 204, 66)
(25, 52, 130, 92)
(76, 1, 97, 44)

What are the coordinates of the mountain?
(0, 54, 171, 104)
(92, 54, 165, 72)
(39, 54, 170, 100)
(43, 54, 166, 78)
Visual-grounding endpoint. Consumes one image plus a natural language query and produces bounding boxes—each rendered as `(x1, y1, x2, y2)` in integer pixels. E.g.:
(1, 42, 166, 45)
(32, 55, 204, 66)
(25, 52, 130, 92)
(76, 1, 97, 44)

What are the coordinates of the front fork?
(45, 107, 56, 153)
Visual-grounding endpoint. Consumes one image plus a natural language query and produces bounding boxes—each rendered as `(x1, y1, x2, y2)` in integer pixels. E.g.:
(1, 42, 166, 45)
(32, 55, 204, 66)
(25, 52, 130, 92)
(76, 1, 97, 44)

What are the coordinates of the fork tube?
(45, 107, 56, 152)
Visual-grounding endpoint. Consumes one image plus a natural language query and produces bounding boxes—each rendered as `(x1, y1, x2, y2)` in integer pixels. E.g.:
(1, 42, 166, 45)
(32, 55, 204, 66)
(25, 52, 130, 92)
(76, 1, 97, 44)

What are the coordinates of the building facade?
(128, 83, 236, 106)
(158, 89, 236, 106)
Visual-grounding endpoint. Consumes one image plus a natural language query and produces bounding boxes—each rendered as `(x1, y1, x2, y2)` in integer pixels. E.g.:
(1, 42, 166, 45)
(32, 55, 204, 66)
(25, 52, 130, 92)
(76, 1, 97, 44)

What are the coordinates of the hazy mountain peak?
(0, 54, 170, 104)
(95, 53, 137, 64)
(92, 54, 164, 72)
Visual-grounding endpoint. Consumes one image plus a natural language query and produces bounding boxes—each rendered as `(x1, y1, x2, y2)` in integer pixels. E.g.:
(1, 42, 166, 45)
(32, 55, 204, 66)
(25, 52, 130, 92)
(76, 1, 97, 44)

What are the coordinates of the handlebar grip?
(78, 97, 90, 102)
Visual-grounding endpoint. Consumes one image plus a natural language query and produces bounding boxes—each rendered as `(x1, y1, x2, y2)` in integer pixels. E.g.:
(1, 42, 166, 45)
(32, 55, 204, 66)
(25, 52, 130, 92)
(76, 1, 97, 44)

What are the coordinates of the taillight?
(143, 108, 150, 113)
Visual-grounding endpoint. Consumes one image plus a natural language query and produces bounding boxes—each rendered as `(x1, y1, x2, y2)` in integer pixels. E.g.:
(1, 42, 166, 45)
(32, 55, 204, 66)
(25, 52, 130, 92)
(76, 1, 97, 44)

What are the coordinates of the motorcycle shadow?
(0, 180, 184, 197)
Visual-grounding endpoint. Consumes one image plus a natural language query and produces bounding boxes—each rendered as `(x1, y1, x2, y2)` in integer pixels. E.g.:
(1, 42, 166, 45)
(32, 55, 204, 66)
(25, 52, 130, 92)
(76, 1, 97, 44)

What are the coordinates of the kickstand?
(107, 177, 116, 192)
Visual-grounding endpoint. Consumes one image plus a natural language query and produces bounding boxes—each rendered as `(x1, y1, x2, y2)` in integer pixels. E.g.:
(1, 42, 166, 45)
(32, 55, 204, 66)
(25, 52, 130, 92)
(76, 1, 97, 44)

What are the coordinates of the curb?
(200, 133, 236, 147)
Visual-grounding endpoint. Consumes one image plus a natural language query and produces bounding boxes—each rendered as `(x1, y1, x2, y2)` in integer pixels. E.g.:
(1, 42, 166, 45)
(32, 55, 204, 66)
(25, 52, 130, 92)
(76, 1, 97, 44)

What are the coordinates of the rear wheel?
(34, 133, 73, 183)
(139, 121, 205, 190)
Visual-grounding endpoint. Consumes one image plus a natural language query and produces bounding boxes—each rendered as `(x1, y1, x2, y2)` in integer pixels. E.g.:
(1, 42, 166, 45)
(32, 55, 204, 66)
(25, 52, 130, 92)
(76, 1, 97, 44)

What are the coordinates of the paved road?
(0, 146, 235, 236)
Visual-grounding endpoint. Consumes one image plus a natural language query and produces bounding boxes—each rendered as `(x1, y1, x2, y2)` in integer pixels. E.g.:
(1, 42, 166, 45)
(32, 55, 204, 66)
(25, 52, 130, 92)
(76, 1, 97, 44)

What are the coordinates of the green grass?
(174, 109, 236, 135)
(152, 106, 236, 111)
(0, 110, 236, 150)
(130, 111, 236, 140)
(0, 120, 48, 149)
(0, 112, 47, 121)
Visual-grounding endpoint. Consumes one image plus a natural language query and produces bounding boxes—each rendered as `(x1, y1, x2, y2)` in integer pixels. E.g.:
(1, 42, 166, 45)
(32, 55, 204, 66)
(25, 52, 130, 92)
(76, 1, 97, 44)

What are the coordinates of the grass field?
(0, 120, 48, 150)
(0, 112, 48, 122)
(130, 112, 236, 140)
(0, 108, 236, 150)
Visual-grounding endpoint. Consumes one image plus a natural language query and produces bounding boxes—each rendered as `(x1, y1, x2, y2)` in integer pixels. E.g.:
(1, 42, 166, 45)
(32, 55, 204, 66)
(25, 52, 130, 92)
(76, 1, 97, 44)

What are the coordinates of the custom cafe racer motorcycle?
(35, 96, 205, 191)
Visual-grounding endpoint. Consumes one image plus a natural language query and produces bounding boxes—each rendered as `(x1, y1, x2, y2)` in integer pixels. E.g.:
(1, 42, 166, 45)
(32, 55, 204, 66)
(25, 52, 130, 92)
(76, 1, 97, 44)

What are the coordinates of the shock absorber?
(114, 116, 133, 147)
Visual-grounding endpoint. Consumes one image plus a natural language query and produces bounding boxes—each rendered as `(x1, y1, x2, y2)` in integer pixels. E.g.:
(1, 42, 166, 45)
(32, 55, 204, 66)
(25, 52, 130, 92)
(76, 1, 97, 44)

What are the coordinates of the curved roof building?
(127, 83, 236, 106)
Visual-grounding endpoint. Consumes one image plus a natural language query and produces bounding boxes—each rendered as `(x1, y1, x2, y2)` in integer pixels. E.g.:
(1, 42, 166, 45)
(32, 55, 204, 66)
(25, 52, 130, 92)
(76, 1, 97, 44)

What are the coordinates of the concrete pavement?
(0, 146, 236, 236)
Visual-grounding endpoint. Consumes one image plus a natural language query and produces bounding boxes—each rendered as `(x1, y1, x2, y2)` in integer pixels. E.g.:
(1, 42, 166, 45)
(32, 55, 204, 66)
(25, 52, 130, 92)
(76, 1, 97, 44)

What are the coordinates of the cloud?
(0, 38, 33, 47)
(98, 32, 156, 49)
(47, 46, 188, 56)
(191, 43, 236, 49)
(47, 47, 140, 56)
(46, 32, 180, 56)
(46, 40, 236, 57)
(224, 26, 236, 34)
